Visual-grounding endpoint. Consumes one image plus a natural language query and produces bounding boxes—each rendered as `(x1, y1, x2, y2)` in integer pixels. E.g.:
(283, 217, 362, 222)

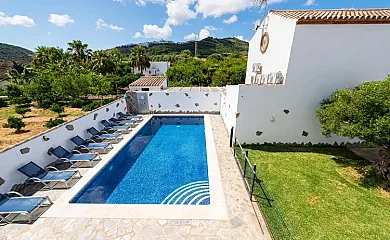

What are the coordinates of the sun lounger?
(87, 127, 123, 143)
(51, 146, 101, 167)
(70, 135, 113, 153)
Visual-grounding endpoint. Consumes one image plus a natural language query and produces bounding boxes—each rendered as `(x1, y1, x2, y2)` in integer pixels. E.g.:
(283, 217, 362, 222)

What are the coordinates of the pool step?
(161, 181, 210, 205)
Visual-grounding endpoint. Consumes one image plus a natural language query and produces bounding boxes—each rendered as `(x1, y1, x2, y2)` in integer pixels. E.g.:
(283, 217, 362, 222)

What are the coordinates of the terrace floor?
(0, 115, 269, 240)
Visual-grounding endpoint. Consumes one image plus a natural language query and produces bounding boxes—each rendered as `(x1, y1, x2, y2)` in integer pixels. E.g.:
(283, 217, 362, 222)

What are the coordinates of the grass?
(243, 145, 390, 240)
(0, 104, 84, 150)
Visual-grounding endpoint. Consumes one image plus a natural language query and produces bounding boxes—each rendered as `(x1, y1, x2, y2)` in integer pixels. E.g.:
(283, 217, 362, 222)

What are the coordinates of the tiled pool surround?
(43, 114, 228, 220)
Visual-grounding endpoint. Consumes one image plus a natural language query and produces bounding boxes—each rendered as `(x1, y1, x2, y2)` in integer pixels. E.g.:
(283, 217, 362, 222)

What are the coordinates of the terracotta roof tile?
(270, 9, 390, 24)
(129, 76, 166, 87)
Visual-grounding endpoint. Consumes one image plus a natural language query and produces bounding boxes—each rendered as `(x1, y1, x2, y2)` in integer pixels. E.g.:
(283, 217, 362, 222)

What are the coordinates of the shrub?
(11, 95, 31, 105)
(0, 99, 8, 108)
(82, 101, 101, 112)
(44, 118, 65, 128)
(3, 116, 25, 133)
(15, 106, 31, 118)
(70, 98, 92, 108)
(50, 103, 64, 116)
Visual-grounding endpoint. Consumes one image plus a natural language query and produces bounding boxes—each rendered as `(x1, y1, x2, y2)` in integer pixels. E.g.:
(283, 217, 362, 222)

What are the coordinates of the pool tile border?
(42, 114, 228, 220)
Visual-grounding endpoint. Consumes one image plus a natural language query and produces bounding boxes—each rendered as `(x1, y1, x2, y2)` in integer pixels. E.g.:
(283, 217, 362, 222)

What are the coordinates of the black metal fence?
(233, 138, 295, 240)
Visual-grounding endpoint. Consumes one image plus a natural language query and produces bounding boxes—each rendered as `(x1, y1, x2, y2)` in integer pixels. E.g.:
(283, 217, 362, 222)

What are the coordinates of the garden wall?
(0, 99, 126, 192)
(146, 91, 221, 113)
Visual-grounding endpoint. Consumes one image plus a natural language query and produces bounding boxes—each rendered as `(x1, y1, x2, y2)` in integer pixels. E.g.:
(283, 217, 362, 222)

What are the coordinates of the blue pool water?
(71, 116, 210, 205)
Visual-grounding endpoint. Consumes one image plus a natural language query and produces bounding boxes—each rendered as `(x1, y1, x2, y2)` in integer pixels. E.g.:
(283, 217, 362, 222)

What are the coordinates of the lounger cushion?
(0, 197, 46, 214)
(100, 134, 121, 139)
(41, 171, 77, 181)
(87, 142, 111, 149)
(109, 126, 130, 130)
(68, 153, 97, 161)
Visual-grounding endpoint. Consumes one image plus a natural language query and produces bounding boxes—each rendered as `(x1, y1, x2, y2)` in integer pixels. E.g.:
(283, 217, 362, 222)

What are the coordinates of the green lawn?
(243, 145, 390, 240)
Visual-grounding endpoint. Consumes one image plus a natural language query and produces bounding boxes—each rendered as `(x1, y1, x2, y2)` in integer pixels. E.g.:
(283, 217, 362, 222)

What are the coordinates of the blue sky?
(1, 0, 389, 51)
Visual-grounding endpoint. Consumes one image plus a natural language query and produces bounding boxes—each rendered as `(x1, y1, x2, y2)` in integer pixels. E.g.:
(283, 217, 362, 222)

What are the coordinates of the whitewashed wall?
(147, 92, 221, 113)
(235, 23, 390, 144)
(245, 13, 297, 84)
(220, 86, 239, 135)
(0, 99, 126, 192)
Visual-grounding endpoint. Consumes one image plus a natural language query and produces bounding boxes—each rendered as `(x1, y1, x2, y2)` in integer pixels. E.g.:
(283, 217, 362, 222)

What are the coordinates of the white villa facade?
(133, 61, 170, 76)
(222, 9, 390, 144)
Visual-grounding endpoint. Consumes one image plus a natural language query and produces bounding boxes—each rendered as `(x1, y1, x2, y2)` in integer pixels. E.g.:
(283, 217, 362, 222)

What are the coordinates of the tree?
(316, 76, 390, 181)
(130, 46, 151, 74)
(3, 116, 25, 133)
(67, 40, 89, 62)
(15, 105, 31, 118)
(91, 50, 115, 75)
(207, 53, 224, 61)
(50, 103, 64, 117)
(4, 83, 23, 99)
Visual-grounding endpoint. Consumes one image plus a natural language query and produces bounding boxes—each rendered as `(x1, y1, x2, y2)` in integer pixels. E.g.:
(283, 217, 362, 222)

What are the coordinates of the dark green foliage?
(116, 37, 248, 59)
(15, 105, 31, 118)
(0, 99, 8, 108)
(3, 116, 25, 133)
(316, 76, 390, 147)
(166, 55, 247, 87)
(0, 43, 33, 65)
(82, 101, 103, 112)
(4, 83, 23, 98)
(44, 118, 65, 128)
(50, 103, 65, 116)
(70, 98, 92, 108)
(11, 95, 31, 105)
(207, 53, 224, 61)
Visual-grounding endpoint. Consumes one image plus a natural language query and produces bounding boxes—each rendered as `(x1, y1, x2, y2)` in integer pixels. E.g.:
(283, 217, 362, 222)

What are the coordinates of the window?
(142, 88, 150, 91)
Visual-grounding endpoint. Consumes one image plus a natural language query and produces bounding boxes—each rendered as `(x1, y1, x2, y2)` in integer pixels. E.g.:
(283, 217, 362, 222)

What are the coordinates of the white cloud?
(0, 12, 35, 27)
(133, 32, 143, 38)
(204, 25, 218, 31)
(96, 19, 124, 31)
(47, 32, 52, 35)
(48, 14, 74, 27)
(113, 0, 126, 4)
(223, 15, 238, 24)
(195, 0, 252, 18)
(184, 32, 197, 40)
(166, 0, 197, 26)
(304, 0, 315, 6)
(199, 28, 210, 40)
(135, 0, 166, 6)
(184, 25, 217, 41)
(234, 35, 248, 42)
(142, 23, 172, 38)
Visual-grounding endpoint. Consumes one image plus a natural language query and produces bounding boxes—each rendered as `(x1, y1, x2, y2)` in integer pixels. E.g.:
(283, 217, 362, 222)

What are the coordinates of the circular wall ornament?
(260, 32, 269, 54)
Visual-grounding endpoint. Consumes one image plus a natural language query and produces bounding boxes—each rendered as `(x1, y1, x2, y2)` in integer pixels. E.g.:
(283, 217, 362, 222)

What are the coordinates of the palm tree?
(129, 46, 150, 74)
(67, 40, 89, 62)
(91, 50, 115, 75)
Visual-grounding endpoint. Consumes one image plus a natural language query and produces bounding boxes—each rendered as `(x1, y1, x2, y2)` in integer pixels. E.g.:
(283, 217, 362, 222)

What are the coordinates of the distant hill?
(0, 43, 33, 65)
(115, 37, 249, 57)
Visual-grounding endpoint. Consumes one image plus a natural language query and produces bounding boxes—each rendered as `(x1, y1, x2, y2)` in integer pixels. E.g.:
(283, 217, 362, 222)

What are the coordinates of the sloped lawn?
(245, 145, 390, 240)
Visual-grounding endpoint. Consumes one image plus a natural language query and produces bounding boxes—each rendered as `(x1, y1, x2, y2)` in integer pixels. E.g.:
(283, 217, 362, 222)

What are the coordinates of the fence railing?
(232, 138, 295, 240)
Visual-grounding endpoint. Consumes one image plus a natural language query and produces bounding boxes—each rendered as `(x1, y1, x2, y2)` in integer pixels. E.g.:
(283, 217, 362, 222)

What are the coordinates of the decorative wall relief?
(236, 113, 240, 118)
(47, 147, 53, 156)
(106, 108, 109, 112)
(65, 125, 74, 131)
(149, 93, 153, 96)
(20, 147, 30, 154)
(93, 113, 98, 120)
(205, 93, 209, 97)
(214, 103, 218, 106)
(283, 109, 290, 114)
(165, 93, 169, 96)
(256, 131, 263, 136)
(302, 131, 309, 137)
(270, 116, 275, 122)
(195, 103, 199, 107)
(158, 103, 161, 108)
(185, 93, 189, 97)
(175, 104, 180, 108)
(42, 136, 50, 141)
(0, 177, 4, 186)
(116, 103, 120, 107)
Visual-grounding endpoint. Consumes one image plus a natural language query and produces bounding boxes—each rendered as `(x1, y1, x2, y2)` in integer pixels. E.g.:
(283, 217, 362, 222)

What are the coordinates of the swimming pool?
(71, 116, 210, 205)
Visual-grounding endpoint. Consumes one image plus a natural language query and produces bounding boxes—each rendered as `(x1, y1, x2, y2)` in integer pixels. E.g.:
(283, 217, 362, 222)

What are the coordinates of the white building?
(221, 8, 390, 144)
(133, 62, 170, 76)
(129, 76, 167, 92)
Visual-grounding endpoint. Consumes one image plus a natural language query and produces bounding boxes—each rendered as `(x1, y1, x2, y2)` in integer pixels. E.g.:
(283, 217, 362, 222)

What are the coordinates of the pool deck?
(0, 115, 270, 240)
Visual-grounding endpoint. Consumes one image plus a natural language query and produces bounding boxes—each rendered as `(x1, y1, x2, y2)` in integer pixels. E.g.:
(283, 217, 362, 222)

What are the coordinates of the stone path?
(0, 115, 269, 240)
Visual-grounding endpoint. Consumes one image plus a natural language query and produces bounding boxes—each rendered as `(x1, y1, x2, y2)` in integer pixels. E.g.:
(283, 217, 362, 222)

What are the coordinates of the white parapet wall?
(0, 99, 127, 192)
(220, 86, 239, 135)
(146, 91, 221, 113)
